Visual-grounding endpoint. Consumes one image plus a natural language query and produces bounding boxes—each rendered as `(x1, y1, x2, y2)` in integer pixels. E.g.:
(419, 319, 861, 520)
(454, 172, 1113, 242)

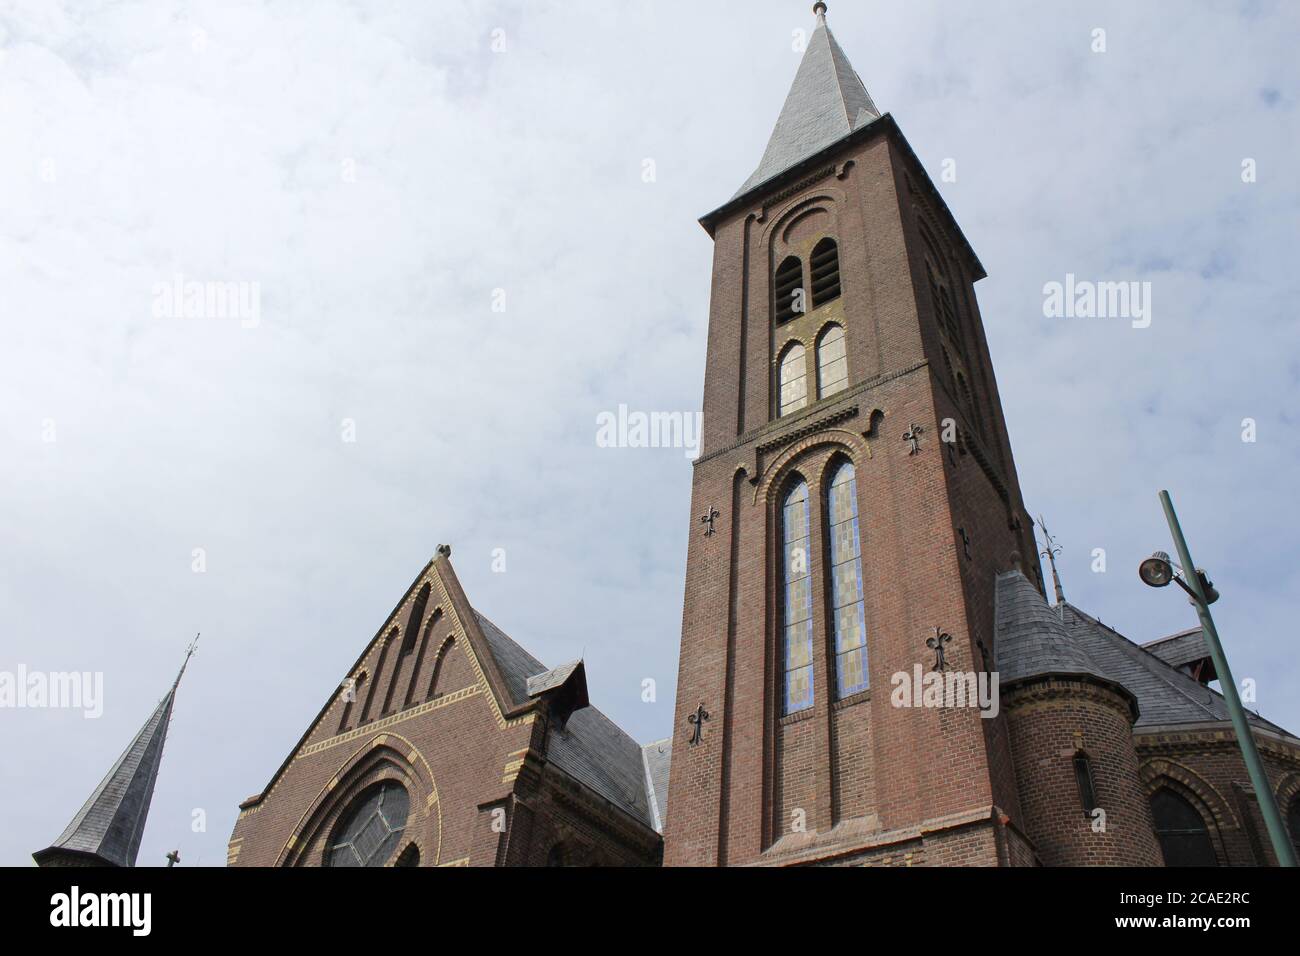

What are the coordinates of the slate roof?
(473, 612, 656, 830)
(994, 570, 1292, 737)
(526, 660, 583, 698)
(734, 8, 881, 199)
(994, 571, 1112, 686)
(35, 687, 176, 867)
(1142, 627, 1210, 671)
(641, 738, 672, 834)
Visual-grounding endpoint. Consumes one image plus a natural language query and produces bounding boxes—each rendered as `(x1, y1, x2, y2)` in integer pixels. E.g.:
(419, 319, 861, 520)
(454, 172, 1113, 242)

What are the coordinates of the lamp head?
(1139, 551, 1175, 588)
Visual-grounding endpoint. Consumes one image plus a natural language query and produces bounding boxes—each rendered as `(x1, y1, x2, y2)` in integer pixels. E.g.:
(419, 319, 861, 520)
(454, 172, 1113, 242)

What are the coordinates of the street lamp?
(1139, 490, 1296, 867)
(1138, 551, 1175, 588)
(1140, 550, 1221, 604)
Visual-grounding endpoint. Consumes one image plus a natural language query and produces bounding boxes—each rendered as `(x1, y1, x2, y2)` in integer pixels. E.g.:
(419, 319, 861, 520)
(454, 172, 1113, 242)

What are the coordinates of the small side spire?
(33, 637, 198, 868)
(1037, 516, 1066, 605)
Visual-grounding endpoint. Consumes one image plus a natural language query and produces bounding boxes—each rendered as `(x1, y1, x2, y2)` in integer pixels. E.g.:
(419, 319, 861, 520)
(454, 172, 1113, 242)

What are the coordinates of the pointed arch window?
(816, 324, 848, 399)
(774, 256, 804, 324)
(1150, 788, 1218, 867)
(810, 237, 841, 307)
(778, 343, 808, 417)
(782, 480, 815, 713)
(826, 461, 867, 698)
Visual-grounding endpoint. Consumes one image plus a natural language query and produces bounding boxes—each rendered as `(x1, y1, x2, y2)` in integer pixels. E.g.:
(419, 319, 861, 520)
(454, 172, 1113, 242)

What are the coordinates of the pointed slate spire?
(33, 638, 197, 868)
(734, 3, 881, 198)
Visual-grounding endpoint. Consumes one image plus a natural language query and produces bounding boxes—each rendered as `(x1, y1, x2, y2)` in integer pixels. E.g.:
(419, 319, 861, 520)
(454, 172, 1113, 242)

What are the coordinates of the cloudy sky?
(2, 0, 1297, 866)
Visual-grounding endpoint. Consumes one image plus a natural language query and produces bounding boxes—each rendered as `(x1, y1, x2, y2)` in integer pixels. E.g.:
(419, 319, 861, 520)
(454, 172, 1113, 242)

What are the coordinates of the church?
(34, 4, 1300, 868)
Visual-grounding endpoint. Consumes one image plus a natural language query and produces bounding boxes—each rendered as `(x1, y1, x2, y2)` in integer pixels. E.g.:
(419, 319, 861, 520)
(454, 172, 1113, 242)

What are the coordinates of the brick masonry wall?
(1003, 677, 1163, 866)
(665, 124, 1039, 867)
(1136, 729, 1300, 866)
(228, 562, 660, 867)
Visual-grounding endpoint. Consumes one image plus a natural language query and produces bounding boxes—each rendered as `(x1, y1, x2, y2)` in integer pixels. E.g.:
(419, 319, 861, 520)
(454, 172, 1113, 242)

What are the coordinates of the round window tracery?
(327, 781, 410, 867)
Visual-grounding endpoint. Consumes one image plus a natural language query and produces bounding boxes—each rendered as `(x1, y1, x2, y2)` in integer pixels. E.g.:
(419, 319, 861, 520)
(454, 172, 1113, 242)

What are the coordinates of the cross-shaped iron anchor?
(699, 507, 721, 537)
(903, 423, 924, 456)
(687, 702, 710, 745)
(926, 627, 953, 672)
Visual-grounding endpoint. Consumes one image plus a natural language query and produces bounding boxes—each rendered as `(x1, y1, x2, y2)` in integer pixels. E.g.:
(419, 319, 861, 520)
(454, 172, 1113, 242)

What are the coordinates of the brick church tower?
(663, 4, 1048, 866)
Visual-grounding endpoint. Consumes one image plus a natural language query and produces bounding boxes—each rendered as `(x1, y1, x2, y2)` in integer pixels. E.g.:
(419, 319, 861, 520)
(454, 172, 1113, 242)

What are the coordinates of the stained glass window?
(817, 324, 848, 398)
(779, 344, 808, 417)
(328, 781, 410, 867)
(782, 480, 814, 713)
(827, 461, 868, 698)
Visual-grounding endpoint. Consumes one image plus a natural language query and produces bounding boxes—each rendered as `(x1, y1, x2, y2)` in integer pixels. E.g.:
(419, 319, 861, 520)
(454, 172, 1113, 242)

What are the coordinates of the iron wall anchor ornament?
(687, 702, 710, 745)
(699, 507, 721, 537)
(926, 627, 953, 672)
(903, 423, 924, 455)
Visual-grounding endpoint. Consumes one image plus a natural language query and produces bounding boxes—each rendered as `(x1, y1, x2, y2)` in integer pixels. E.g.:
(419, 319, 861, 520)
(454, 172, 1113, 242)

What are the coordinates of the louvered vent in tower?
(810, 238, 841, 307)
(774, 256, 803, 325)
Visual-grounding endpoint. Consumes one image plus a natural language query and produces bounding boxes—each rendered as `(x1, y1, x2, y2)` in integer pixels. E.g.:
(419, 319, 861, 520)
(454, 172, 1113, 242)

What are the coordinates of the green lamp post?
(1139, 490, 1296, 866)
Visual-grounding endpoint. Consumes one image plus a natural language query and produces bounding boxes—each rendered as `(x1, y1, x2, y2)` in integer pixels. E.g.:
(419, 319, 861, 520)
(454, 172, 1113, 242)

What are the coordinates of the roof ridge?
(1061, 603, 1284, 731)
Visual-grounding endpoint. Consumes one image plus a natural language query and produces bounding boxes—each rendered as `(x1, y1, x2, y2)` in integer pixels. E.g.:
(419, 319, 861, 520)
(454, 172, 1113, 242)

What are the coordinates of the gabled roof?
(1061, 604, 1289, 735)
(474, 612, 655, 829)
(733, 6, 880, 200)
(237, 554, 660, 838)
(1141, 627, 1214, 675)
(993, 570, 1293, 738)
(34, 657, 190, 867)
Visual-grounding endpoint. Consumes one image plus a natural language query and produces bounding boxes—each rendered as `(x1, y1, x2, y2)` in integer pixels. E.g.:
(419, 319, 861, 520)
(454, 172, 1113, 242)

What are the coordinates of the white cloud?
(1, 0, 1296, 866)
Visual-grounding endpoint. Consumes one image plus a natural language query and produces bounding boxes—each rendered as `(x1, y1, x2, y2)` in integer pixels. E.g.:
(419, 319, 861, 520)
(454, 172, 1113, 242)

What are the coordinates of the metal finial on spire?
(173, 632, 199, 691)
(1036, 516, 1066, 605)
(813, 2, 828, 17)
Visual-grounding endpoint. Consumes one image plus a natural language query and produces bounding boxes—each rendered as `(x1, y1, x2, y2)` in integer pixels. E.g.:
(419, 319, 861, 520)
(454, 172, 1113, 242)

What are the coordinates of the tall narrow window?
(1073, 752, 1098, 815)
(774, 256, 803, 324)
(782, 480, 814, 713)
(826, 461, 867, 698)
(1150, 788, 1218, 867)
(778, 343, 808, 417)
(816, 324, 848, 398)
(810, 237, 841, 306)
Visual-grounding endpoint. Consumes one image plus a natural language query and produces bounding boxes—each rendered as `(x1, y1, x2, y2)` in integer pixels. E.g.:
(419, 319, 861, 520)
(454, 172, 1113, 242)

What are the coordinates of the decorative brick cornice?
(694, 360, 925, 468)
(298, 684, 482, 759)
(1001, 673, 1139, 723)
(754, 804, 1017, 868)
